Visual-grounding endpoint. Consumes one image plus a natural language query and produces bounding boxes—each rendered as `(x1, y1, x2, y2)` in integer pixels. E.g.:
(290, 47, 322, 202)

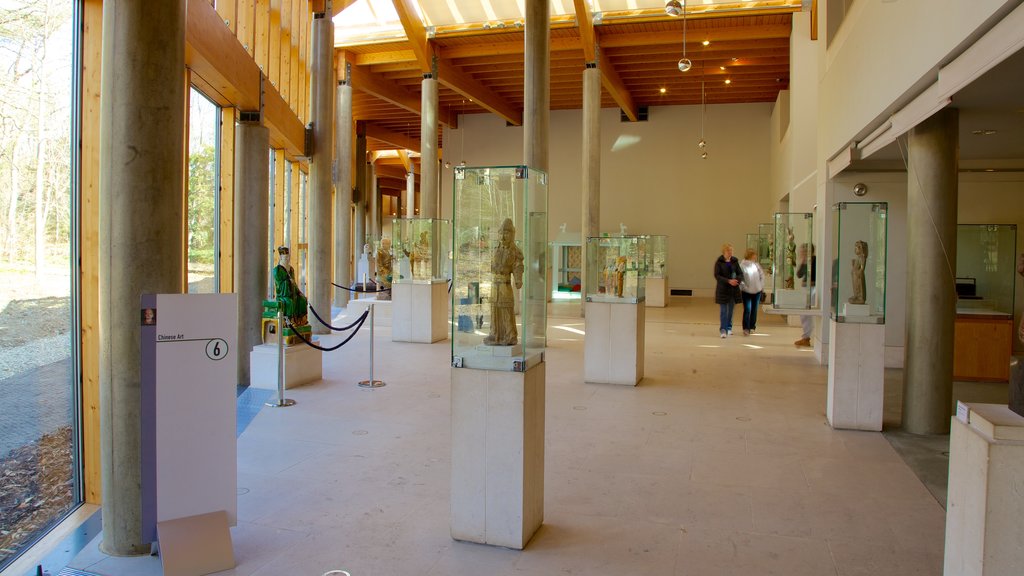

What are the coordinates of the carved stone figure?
(614, 255, 627, 298)
(484, 218, 524, 346)
(412, 230, 431, 279)
(376, 237, 393, 300)
(849, 240, 868, 305)
(784, 227, 796, 289)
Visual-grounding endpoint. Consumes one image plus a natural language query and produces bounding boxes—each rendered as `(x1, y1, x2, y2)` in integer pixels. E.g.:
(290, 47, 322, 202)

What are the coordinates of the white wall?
(818, 0, 1018, 159)
(442, 103, 774, 295)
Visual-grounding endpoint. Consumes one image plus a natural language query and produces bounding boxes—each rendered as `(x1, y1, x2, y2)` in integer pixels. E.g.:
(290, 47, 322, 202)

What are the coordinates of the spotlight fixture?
(676, 0, 691, 73)
(724, 79, 731, 85)
(697, 139, 706, 149)
(444, 160, 452, 169)
(660, 87, 667, 94)
(702, 151, 708, 159)
(702, 40, 710, 46)
(665, 0, 683, 16)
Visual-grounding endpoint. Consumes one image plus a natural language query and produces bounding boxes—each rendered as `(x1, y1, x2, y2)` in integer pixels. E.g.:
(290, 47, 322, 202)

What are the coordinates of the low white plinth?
(646, 277, 668, 307)
(249, 343, 322, 390)
(392, 280, 448, 343)
(827, 321, 883, 431)
(774, 288, 808, 309)
(584, 300, 645, 386)
(451, 363, 545, 549)
(945, 403, 1024, 576)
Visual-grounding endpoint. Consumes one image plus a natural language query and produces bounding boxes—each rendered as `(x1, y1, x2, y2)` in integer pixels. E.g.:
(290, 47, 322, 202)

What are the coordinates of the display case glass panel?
(551, 241, 582, 300)
(757, 222, 774, 270)
(585, 236, 648, 303)
(830, 202, 888, 323)
(746, 233, 759, 260)
(451, 166, 547, 371)
(390, 218, 450, 283)
(956, 224, 1017, 316)
(772, 212, 814, 310)
(646, 235, 668, 279)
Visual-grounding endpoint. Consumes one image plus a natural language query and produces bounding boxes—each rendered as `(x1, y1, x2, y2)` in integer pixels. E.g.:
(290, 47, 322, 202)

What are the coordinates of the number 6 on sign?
(206, 338, 228, 361)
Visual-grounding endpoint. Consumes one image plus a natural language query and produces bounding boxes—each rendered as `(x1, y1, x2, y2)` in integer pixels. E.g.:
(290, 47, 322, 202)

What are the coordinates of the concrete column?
(369, 164, 380, 238)
(98, 0, 185, 555)
(903, 108, 959, 435)
(420, 75, 439, 218)
(523, 0, 550, 171)
(581, 64, 601, 309)
(354, 132, 367, 247)
(406, 172, 415, 217)
(334, 80, 352, 307)
(308, 8, 334, 332)
(233, 121, 270, 388)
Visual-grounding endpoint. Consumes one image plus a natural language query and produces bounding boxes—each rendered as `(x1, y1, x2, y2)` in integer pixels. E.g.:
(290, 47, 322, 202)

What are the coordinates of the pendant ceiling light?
(677, 0, 691, 72)
(699, 77, 708, 159)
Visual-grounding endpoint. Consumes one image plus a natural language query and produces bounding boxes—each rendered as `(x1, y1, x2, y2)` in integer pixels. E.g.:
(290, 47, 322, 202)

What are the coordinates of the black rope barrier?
(287, 312, 369, 352)
(307, 305, 369, 332)
(330, 281, 391, 294)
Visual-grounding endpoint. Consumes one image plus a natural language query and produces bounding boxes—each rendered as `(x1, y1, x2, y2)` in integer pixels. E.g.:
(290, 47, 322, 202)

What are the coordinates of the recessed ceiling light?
(702, 40, 710, 46)
(720, 66, 725, 70)
(731, 57, 738, 62)
(660, 87, 667, 94)
(724, 79, 731, 85)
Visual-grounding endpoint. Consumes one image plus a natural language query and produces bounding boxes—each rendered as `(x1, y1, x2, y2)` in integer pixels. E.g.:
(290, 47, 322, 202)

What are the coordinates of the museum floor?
(68, 298, 957, 576)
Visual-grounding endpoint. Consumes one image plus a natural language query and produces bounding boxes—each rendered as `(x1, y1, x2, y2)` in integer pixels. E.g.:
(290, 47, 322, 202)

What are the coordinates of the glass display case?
(646, 235, 668, 279)
(772, 212, 814, 309)
(451, 166, 547, 371)
(830, 202, 888, 323)
(956, 224, 1017, 315)
(390, 217, 450, 283)
(746, 233, 759, 260)
(757, 222, 774, 270)
(585, 235, 648, 304)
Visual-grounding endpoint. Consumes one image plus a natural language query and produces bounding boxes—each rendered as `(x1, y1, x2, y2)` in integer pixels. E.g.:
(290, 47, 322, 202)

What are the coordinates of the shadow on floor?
(881, 367, 1009, 507)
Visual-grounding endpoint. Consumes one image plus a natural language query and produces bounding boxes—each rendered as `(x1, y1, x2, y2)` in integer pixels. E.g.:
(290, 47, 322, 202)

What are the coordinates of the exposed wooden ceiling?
(335, 4, 796, 152)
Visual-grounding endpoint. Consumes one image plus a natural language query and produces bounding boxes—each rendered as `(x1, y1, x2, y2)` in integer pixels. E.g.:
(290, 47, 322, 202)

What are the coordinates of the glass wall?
(0, 0, 81, 570)
(186, 87, 219, 293)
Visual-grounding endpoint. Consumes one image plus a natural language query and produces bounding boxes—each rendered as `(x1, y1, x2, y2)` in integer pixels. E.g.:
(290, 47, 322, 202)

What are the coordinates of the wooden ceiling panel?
(336, 9, 795, 148)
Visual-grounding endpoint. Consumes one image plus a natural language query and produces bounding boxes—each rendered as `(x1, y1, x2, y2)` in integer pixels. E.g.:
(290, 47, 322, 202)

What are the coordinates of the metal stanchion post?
(266, 307, 297, 407)
(358, 303, 385, 388)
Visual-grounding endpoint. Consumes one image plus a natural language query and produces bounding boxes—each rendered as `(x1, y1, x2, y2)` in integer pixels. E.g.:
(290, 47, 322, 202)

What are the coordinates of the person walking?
(714, 243, 742, 338)
(739, 248, 765, 336)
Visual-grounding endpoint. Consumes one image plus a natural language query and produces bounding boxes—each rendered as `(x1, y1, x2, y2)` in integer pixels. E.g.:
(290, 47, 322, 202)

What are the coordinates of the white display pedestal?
(646, 277, 668, 308)
(945, 403, 1024, 576)
(348, 297, 391, 326)
(451, 363, 545, 549)
(584, 300, 645, 386)
(392, 280, 448, 343)
(249, 343, 322, 390)
(826, 321, 883, 431)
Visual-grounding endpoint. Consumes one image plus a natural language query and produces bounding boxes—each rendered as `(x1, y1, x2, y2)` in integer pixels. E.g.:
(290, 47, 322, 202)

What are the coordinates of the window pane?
(0, 0, 80, 570)
(187, 88, 219, 294)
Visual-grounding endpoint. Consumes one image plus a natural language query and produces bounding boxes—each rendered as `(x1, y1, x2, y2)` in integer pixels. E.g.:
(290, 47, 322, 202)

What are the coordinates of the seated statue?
(262, 246, 311, 345)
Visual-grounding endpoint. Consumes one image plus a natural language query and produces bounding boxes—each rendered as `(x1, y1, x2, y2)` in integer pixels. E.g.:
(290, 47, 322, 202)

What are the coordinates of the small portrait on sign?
(142, 308, 157, 326)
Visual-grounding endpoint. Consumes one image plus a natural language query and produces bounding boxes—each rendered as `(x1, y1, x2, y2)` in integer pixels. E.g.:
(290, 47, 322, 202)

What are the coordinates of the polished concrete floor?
(69, 298, 955, 576)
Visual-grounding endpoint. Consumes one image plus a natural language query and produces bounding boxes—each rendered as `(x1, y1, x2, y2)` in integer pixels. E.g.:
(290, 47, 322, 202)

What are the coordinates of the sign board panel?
(141, 293, 238, 543)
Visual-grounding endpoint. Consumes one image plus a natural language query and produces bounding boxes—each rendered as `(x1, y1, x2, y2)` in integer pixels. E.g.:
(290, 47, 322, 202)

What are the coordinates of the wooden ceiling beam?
(598, 24, 791, 49)
(439, 36, 582, 59)
(573, 0, 597, 62)
(366, 122, 420, 152)
(437, 59, 523, 126)
(332, 0, 359, 17)
(392, 0, 434, 73)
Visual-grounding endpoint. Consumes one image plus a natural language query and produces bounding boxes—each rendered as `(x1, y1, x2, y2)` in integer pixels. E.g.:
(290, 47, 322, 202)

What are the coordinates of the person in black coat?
(714, 243, 742, 338)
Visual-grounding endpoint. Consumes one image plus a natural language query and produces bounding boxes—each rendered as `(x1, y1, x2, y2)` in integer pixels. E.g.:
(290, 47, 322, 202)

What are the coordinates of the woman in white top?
(739, 248, 766, 336)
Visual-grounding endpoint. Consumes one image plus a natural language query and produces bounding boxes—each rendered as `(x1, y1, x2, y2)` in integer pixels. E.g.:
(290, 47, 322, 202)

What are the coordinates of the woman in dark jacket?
(714, 243, 742, 338)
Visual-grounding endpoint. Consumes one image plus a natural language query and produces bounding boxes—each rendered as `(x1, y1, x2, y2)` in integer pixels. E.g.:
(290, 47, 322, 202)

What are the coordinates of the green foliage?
(188, 144, 217, 257)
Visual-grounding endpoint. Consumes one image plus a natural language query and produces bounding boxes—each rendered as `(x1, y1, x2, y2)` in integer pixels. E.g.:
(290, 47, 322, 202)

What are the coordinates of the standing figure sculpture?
(376, 237, 393, 300)
(614, 256, 627, 298)
(412, 230, 431, 279)
(849, 240, 868, 305)
(484, 218, 524, 346)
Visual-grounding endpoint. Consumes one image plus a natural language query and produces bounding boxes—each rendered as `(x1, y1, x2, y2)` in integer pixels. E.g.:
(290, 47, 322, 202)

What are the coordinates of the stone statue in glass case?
(849, 240, 868, 305)
(484, 218, 524, 346)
